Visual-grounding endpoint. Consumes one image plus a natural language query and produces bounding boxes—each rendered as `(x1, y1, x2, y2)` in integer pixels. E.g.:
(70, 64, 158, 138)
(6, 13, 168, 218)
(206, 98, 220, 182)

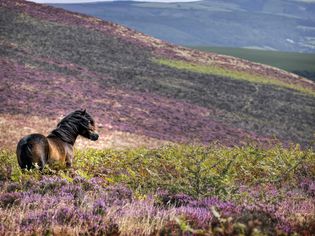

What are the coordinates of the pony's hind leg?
(31, 141, 49, 171)
(16, 134, 49, 171)
(16, 138, 33, 170)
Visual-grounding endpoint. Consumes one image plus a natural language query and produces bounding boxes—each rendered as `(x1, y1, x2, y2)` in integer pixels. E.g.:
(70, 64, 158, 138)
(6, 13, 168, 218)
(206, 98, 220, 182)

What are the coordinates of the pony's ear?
(82, 109, 86, 115)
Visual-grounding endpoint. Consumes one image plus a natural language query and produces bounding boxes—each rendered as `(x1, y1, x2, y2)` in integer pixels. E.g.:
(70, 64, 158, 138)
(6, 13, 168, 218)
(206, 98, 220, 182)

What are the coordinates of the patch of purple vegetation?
(0, 175, 314, 235)
(300, 178, 315, 197)
(0, 58, 271, 146)
(0, 192, 22, 208)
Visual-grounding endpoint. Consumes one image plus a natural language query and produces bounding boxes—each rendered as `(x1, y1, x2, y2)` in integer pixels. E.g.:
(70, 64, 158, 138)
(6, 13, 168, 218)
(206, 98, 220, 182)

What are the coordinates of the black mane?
(47, 110, 93, 145)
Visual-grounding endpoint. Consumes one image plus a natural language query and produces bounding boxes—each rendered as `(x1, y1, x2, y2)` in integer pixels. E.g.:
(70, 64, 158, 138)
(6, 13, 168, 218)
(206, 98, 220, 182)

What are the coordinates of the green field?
(193, 46, 315, 81)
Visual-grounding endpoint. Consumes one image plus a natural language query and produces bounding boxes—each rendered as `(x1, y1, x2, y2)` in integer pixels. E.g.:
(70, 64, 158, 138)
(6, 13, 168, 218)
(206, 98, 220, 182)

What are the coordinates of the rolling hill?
(194, 46, 315, 82)
(0, 0, 315, 150)
(53, 0, 315, 53)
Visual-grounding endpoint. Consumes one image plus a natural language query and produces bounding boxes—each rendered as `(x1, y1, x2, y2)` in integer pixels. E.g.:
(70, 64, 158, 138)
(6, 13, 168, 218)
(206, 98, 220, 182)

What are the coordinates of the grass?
(193, 46, 315, 82)
(155, 58, 315, 97)
(0, 144, 314, 235)
(73, 144, 315, 197)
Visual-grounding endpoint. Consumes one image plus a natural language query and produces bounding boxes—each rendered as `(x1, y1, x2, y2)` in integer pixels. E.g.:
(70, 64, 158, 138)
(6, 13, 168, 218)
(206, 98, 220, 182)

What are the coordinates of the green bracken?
(155, 58, 315, 97)
(1, 145, 314, 234)
(1, 144, 314, 199)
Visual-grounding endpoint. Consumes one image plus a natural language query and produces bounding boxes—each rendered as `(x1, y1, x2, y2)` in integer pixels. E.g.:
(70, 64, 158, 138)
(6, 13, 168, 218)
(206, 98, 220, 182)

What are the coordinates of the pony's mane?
(48, 110, 93, 145)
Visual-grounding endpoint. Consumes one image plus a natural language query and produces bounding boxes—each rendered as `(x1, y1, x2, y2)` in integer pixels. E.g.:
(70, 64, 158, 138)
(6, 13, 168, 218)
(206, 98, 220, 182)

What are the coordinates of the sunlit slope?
(194, 46, 315, 82)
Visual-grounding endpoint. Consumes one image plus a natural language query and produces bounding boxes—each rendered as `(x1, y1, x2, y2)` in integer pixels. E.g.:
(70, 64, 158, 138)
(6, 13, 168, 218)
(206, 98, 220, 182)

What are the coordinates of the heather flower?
(20, 193, 43, 209)
(104, 185, 133, 205)
(176, 206, 212, 228)
(60, 184, 84, 201)
(73, 176, 94, 191)
(0, 224, 7, 235)
(55, 207, 76, 225)
(34, 176, 68, 195)
(23, 179, 37, 191)
(189, 197, 239, 217)
(156, 190, 194, 207)
(87, 177, 106, 192)
(0, 192, 22, 208)
(21, 211, 52, 229)
(92, 199, 107, 215)
(6, 182, 21, 192)
(300, 178, 315, 197)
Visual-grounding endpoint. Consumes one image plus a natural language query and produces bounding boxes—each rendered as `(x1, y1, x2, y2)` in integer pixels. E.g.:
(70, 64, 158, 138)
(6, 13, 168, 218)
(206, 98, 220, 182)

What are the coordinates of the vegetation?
(193, 46, 315, 82)
(0, 2, 314, 235)
(0, 145, 314, 235)
(155, 58, 315, 96)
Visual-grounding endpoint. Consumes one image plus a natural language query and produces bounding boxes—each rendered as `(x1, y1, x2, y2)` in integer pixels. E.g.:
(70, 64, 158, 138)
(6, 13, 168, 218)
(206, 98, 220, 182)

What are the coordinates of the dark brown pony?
(16, 109, 99, 170)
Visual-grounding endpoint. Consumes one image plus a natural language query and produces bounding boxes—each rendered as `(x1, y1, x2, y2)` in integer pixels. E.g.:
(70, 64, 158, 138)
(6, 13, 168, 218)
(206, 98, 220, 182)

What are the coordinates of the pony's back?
(16, 134, 49, 170)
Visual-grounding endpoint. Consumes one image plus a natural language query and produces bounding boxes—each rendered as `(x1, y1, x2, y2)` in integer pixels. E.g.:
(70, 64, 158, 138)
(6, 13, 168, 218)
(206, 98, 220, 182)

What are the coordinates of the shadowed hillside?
(0, 0, 315, 149)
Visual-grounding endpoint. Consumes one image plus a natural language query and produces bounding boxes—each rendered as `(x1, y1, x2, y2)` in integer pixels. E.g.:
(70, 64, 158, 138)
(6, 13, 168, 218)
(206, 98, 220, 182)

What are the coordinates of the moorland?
(0, 0, 314, 235)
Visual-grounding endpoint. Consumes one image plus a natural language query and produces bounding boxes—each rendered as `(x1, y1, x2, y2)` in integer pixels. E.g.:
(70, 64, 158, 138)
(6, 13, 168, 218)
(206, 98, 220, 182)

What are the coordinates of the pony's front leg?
(65, 154, 73, 168)
(64, 144, 74, 168)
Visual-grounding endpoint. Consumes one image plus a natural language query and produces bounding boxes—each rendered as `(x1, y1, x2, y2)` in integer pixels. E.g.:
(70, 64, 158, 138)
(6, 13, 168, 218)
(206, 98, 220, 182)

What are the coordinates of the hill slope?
(0, 0, 315, 149)
(194, 46, 315, 82)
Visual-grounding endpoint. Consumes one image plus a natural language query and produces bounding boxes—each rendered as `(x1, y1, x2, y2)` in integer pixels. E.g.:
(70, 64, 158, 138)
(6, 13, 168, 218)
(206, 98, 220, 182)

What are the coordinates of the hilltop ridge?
(55, 0, 315, 53)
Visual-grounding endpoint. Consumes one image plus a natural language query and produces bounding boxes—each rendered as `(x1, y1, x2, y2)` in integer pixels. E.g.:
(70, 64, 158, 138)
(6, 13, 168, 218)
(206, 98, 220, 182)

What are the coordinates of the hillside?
(194, 46, 315, 82)
(54, 0, 315, 52)
(1, 0, 315, 150)
(0, 1, 314, 235)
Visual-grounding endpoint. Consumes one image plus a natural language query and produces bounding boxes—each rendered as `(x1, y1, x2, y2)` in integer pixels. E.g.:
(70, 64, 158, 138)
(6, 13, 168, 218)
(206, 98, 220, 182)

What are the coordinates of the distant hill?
(0, 0, 315, 149)
(193, 46, 315, 82)
(53, 0, 315, 53)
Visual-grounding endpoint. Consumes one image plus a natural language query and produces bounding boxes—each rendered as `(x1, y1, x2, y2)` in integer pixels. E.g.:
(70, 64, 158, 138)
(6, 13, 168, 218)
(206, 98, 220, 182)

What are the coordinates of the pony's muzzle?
(90, 132, 99, 141)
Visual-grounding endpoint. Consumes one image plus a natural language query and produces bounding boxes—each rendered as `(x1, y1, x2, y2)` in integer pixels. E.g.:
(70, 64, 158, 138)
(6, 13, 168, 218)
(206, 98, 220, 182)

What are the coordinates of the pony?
(16, 109, 99, 170)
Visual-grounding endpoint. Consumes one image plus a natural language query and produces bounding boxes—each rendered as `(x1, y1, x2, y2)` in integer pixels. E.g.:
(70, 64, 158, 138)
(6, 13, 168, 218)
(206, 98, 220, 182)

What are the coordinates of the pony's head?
(56, 109, 99, 143)
(78, 109, 99, 141)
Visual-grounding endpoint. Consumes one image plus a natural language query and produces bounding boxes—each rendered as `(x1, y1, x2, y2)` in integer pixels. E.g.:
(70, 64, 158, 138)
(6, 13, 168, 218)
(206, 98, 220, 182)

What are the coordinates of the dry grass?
(112, 200, 177, 235)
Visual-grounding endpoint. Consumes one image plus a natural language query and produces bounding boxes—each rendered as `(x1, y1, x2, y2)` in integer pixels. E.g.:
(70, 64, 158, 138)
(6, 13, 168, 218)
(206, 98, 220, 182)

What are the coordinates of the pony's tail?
(16, 139, 34, 170)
